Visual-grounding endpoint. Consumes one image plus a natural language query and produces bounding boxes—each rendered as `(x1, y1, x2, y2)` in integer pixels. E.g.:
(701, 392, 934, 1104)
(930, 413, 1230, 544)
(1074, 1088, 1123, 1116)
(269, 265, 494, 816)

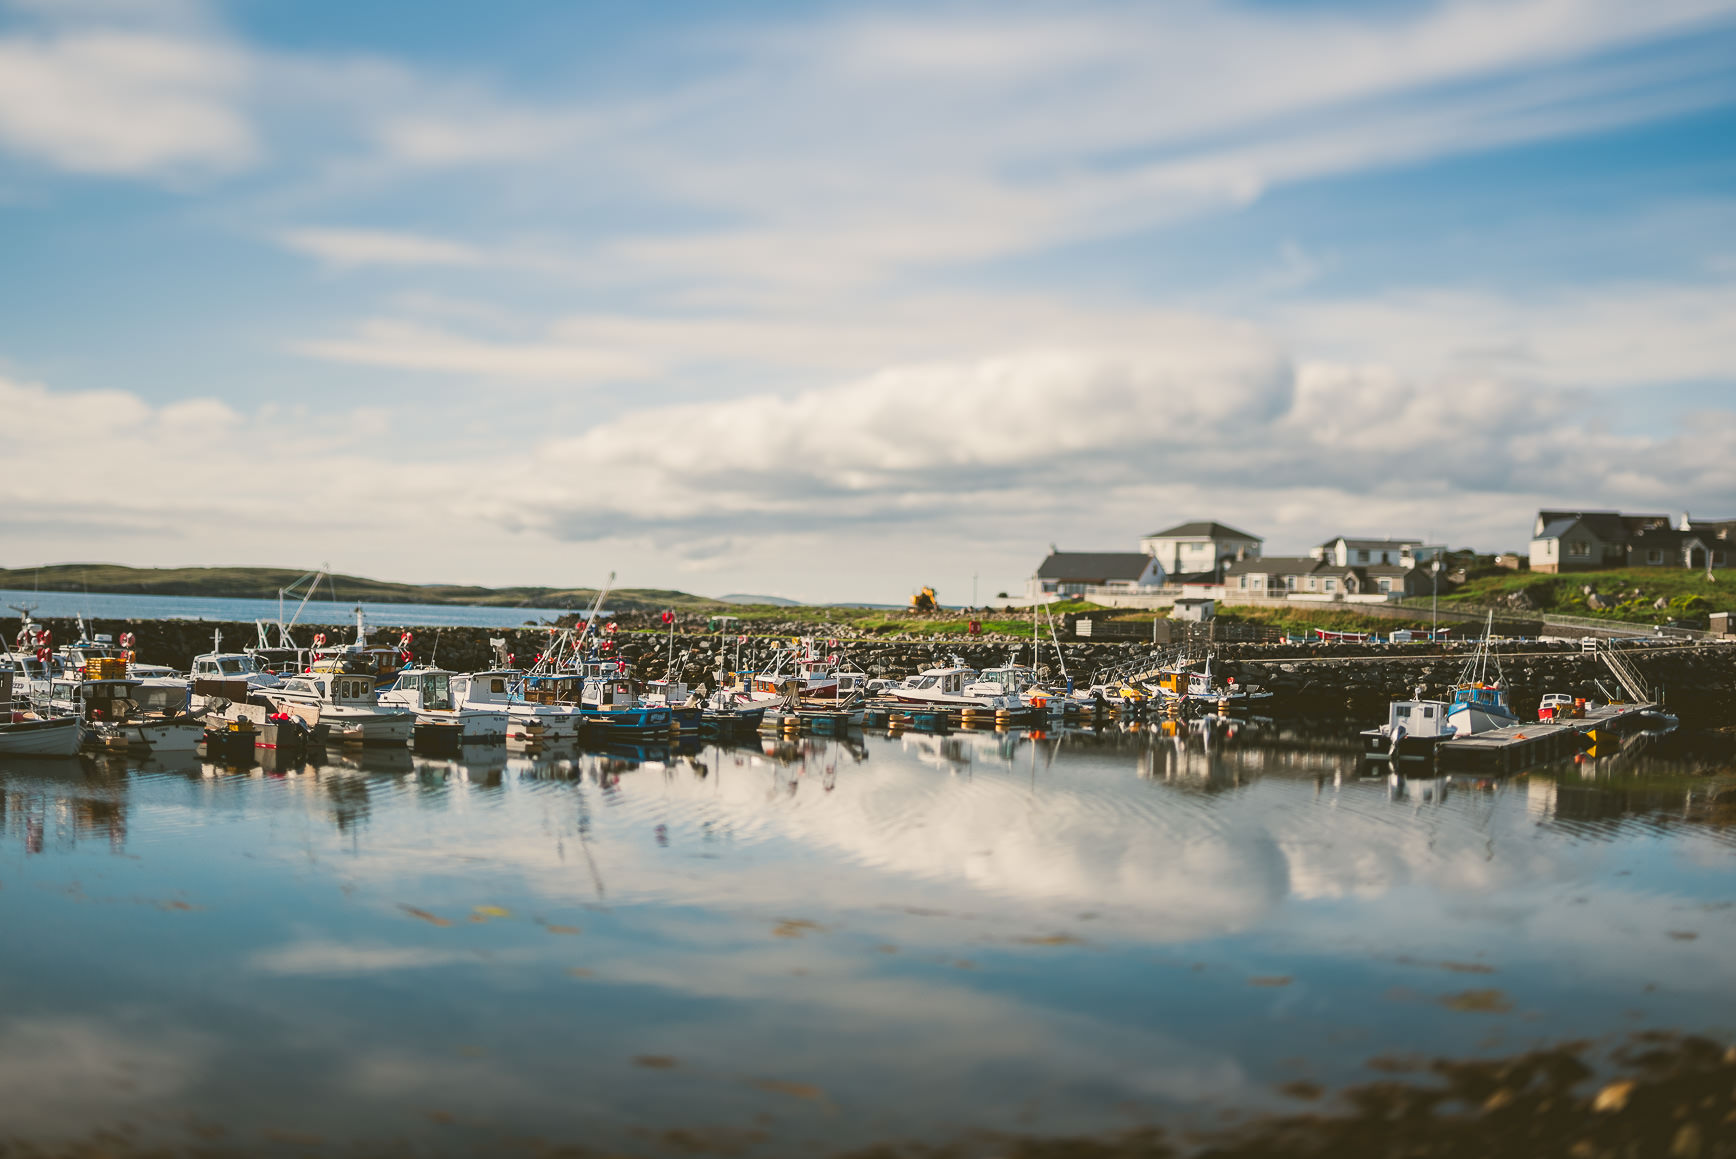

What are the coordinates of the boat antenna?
(573, 572, 615, 653)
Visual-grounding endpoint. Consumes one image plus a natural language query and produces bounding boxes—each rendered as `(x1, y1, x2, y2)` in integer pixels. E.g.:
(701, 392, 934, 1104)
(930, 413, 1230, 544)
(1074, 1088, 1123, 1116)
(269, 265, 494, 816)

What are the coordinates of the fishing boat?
(700, 688, 766, 737)
(0, 669, 81, 756)
(1361, 689, 1453, 761)
(1442, 614, 1518, 737)
(445, 669, 571, 742)
(886, 662, 1023, 711)
(307, 607, 411, 690)
(1146, 655, 1271, 710)
(641, 678, 703, 733)
(380, 666, 510, 742)
(257, 670, 413, 745)
(0, 710, 83, 756)
(41, 676, 206, 752)
(578, 670, 672, 737)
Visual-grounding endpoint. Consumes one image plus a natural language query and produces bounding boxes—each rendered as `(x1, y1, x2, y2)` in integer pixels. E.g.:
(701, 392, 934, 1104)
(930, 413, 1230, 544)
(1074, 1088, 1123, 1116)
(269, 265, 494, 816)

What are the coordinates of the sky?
(1, 0, 1733, 603)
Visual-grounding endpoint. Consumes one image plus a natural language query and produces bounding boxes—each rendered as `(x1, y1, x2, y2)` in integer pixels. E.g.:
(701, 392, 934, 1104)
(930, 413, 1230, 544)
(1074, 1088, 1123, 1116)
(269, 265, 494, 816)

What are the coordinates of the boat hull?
(580, 707, 672, 736)
(105, 719, 205, 752)
(0, 716, 83, 757)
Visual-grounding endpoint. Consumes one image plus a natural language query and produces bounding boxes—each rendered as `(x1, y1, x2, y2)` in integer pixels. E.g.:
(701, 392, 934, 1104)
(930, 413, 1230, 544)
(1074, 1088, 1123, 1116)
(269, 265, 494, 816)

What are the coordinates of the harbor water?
(3, 723, 1733, 1155)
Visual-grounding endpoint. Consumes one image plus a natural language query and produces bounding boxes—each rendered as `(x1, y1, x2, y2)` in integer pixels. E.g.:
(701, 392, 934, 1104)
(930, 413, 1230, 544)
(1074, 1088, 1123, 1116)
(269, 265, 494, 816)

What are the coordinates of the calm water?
(2, 723, 1733, 1156)
(0, 588, 576, 629)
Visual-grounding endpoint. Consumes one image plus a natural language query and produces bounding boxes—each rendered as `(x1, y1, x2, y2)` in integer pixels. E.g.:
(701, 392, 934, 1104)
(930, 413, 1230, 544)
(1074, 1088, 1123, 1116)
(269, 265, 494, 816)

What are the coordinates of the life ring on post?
(313, 632, 327, 647)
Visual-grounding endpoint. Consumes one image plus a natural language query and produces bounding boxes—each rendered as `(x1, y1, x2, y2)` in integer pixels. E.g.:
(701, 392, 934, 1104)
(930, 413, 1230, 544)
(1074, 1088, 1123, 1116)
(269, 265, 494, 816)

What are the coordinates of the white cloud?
(0, 30, 253, 176)
(278, 227, 489, 269)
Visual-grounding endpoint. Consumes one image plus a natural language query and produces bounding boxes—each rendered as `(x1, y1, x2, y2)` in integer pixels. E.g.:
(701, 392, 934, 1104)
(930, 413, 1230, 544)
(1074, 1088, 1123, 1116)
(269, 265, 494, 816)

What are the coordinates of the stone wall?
(8, 615, 1732, 727)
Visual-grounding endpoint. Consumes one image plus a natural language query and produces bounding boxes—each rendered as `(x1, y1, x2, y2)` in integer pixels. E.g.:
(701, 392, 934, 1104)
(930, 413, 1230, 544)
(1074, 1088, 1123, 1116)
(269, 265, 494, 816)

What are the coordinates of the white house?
(1139, 521, 1262, 583)
(1311, 536, 1445, 570)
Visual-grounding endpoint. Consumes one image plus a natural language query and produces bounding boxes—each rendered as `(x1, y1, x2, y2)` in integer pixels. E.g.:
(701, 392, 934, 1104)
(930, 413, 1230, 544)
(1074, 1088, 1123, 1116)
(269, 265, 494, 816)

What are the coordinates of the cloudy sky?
(2, 0, 1733, 602)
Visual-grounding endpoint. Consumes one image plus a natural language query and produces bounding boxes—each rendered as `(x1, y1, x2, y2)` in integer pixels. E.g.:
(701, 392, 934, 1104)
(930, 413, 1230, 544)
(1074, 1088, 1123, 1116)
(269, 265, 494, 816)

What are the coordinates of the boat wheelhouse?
(261, 671, 413, 745)
(381, 667, 509, 742)
(1361, 696, 1452, 761)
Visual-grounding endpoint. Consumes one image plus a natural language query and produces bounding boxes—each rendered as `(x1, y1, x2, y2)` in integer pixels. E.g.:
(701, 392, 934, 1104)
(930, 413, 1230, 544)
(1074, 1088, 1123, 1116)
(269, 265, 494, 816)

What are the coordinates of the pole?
(1431, 561, 1439, 641)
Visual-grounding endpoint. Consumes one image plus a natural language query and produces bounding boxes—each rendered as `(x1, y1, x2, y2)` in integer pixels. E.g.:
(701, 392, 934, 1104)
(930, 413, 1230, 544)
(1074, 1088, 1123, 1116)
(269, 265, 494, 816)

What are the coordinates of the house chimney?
(1680, 511, 1691, 531)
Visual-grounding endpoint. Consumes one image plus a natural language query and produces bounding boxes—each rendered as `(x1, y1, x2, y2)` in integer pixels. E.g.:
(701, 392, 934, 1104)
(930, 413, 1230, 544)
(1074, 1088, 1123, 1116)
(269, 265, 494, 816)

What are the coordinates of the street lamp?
(1431, 558, 1442, 640)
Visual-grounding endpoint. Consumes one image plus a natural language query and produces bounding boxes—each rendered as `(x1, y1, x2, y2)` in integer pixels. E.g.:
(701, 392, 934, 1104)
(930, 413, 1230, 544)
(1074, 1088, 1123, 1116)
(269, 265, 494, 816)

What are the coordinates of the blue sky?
(1, 0, 1733, 601)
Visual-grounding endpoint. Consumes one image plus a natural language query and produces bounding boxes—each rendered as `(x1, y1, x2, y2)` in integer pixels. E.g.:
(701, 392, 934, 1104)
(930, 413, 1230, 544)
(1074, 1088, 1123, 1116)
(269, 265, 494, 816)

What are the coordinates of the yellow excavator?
(909, 586, 938, 613)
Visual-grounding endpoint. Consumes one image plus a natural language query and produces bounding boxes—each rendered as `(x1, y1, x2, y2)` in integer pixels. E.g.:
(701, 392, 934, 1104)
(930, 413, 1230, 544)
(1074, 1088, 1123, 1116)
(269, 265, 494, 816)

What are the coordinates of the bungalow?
(1139, 520, 1262, 584)
(1029, 551, 1166, 600)
(1528, 510, 1697, 572)
(1224, 557, 1430, 600)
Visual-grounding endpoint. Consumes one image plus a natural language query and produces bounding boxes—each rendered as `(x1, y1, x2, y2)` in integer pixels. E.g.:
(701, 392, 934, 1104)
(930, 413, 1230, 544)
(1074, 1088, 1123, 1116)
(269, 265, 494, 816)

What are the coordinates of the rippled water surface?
(3, 723, 1733, 1155)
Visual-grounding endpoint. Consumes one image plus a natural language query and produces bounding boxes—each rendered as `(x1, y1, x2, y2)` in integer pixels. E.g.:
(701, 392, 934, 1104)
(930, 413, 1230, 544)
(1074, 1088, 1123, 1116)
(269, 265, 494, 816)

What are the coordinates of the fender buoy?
(313, 633, 327, 647)
(36, 647, 51, 664)
(399, 650, 412, 664)
(605, 621, 618, 635)
(399, 631, 413, 647)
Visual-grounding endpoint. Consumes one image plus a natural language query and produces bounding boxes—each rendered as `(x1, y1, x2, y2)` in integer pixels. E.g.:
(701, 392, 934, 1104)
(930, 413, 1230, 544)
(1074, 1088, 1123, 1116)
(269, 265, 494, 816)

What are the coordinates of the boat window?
(1395, 705, 1411, 718)
(1421, 707, 1434, 718)
(491, 678, 506, 693)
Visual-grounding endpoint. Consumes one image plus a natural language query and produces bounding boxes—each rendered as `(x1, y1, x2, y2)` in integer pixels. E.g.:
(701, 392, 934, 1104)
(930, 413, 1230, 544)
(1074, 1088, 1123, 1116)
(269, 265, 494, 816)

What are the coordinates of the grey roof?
(1144, 520, 1262, 541)
(1685, 517, 1736, 540)
(1226, 556, 1335, 576)
(1035, 552, 1153, 582)
(1534, 510, 1668, 543)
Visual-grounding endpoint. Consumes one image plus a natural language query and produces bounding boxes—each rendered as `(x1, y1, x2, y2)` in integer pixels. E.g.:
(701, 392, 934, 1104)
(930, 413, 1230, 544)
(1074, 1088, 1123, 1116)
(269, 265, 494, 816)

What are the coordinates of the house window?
(1378, 578, 1392, 593)
(1646, 549, 1663, 564)
(1356, 550, 1369, 563)
(1284, 576, 1296, 591)
(1715, 552, 1727, 566)
(1324, 578, 1336, 592)
(1238, 576, 1246, 589)
(1567, 541, 1591, 557)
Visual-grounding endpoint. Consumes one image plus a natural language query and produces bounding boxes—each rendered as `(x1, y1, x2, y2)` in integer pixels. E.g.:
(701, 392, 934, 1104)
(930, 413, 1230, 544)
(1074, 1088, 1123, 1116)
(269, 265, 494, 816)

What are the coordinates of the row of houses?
(1032, 507, 1733, 608)
(1031, 522, 1447, 605)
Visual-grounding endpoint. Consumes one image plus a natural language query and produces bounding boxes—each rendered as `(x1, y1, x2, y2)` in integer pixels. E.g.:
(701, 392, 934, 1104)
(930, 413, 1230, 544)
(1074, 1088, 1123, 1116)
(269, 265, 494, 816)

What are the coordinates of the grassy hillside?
(1430, 567, 1733, 624)
(0, 564, 728, 613)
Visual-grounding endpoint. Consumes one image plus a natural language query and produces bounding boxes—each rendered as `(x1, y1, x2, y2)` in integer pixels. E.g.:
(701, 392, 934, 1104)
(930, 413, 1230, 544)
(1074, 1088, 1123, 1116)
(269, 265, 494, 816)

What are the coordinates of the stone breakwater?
(9, 617, 1733, 726)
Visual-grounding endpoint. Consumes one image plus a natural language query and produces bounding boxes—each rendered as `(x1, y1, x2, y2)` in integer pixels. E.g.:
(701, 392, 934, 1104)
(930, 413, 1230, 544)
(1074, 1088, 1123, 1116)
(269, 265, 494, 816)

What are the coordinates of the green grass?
(701, 599, 1102, 638)
(0, 563, 728, 612)
(1428, 567, 1733, 623)
(1212, 605, 1435, 635)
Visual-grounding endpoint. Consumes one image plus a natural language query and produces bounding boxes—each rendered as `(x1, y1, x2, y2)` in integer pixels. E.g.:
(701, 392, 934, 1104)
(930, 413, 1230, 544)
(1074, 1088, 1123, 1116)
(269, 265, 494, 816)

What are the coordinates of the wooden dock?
(1437, 702, 1667, 773)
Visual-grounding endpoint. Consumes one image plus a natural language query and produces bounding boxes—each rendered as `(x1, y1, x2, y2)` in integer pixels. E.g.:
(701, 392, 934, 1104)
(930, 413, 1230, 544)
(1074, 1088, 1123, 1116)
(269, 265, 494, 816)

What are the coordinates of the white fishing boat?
(1362, 690, 1453, 761)
(258, 671, 412, 745)
(380, 667, 509, 741)
(886, 663, 1023, 710)
(0, 668, 81, 756)
(455, 669, 581, 741)
(40, 676, 205, 753)
(0, 711, 83, 756)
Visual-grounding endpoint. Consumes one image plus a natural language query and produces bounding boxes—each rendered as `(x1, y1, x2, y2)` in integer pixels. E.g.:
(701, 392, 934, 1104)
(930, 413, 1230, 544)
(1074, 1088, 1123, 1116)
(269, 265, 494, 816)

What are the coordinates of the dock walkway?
(1436, 702, 1664, 772)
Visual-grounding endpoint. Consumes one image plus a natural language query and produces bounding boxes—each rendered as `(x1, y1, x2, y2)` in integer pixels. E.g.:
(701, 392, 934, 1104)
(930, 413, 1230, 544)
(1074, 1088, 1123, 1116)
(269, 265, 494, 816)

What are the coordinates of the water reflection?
(0, 725, 1731, 1155)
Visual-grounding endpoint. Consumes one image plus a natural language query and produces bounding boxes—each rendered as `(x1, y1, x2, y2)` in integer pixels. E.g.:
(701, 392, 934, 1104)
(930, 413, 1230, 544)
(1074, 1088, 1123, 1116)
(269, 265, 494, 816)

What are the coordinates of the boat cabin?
(1386, 698, 1450, 738)
(384, 669, 455, 712)
(643, 678, 690, 705)
(582, 675, 643, 710)
(1451, 685, 1511, 712)
(279, 674, 381, 706)
(192, 653, 271, 681)
(48, 677, 141, 722)
(452, 671, 518, 706)
(905, 667, 974, 696)
(521, 674, 583, 705)
(972, 666, 1036, 693)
